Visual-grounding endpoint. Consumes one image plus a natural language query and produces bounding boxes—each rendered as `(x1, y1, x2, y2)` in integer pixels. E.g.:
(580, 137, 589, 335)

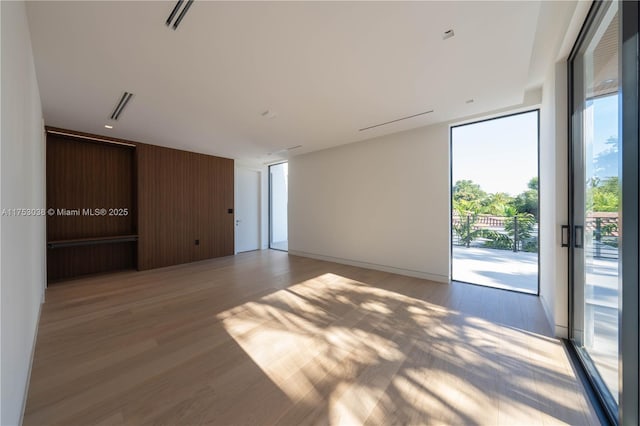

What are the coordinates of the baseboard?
(288, 250, 449, 283)
(19, 299, 43, 425)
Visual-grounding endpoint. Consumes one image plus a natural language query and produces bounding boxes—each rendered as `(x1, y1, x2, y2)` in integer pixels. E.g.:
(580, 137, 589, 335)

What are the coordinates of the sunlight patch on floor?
(217, 272, 591, 425)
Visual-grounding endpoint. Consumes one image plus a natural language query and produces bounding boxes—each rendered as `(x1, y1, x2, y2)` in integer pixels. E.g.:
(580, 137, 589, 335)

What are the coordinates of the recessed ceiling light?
(104, 124, 113, 129)
(261, 110, 278, 119)
(442, 29, 455, 40)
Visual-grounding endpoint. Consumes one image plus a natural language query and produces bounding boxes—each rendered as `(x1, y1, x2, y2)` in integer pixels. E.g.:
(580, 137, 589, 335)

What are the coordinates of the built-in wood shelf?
(47, 235, 138, 249)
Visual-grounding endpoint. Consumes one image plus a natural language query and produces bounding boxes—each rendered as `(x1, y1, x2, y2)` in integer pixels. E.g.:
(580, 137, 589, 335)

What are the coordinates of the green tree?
(590, 176, 619, 212)
(512, 177, 538, 219)
(453, 180, 487, 205)
(483, 208, 536, 252)
(453, 199, 483, 247)
(504, 212, 536, 249)
(482, 192, 513, 215)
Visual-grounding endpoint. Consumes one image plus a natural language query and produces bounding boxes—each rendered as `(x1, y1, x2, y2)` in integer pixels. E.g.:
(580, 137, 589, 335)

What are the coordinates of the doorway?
(450, 110, 539, 294)
(269, 162, 288, 251)
(236, 168, 260, 253)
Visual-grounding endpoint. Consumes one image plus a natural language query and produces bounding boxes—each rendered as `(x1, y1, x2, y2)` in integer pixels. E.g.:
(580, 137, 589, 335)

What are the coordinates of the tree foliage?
(589, 135, 620, 212)
(452, 178, 539, 250)
(512, 189, 538, 219)
(453, 180, 487, 205)
(452, 178, 538, 219)
(504, 212, 536, 243)
(588, 176, 619, 212)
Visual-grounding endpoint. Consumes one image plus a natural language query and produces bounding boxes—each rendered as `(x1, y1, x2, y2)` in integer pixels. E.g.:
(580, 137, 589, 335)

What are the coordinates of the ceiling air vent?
(267, 145, 302, 156)
(166, 0, 194, 30)
(110, 92, 134, 121)
(359, 110, 434, 131)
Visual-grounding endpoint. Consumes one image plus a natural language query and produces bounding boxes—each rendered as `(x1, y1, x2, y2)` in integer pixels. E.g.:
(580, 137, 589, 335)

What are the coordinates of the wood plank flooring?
(24, 250, 599, 425)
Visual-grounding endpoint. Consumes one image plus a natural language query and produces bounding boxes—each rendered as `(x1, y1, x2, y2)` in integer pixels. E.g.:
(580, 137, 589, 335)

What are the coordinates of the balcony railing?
(452, 212, 619, 259)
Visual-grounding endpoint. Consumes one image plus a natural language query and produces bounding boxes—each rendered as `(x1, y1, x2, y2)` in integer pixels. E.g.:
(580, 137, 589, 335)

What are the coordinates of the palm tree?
(453, 199, 483, 248)
(482, 192, 513, 215)
(503, 206, 535, 251)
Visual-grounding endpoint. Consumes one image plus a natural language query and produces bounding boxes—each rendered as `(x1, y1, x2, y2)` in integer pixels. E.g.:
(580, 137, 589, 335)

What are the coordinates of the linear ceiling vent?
(166, 0, 194, 30)
(359, 110, 434, 131)
(110, 92, 134, 121)
(267, 145, 302, 156)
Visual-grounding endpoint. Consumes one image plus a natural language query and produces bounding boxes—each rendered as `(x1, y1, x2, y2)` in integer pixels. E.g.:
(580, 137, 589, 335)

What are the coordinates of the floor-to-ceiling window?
(451, 110, 539, 294)
(269, 162, 288, 251)
(569, 1, 639, 423)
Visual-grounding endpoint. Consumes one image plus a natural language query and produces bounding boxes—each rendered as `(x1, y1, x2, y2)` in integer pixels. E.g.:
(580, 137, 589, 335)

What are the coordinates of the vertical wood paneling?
(46, 133, 136, 281)
(46, 135, 135, 240)
(136, 144, 234, 270)
(45, 128, 234, 275)
(192, 152, 212, 261)
(221, 157, 235, 255)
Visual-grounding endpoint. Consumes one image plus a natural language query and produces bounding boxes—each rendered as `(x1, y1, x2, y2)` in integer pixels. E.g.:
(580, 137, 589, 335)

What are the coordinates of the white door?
(236, 168, 260, 252)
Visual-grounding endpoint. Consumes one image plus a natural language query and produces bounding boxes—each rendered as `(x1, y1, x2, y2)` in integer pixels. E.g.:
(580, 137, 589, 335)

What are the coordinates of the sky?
(452, 111, 538, 196)
(590, 94, 618, 156)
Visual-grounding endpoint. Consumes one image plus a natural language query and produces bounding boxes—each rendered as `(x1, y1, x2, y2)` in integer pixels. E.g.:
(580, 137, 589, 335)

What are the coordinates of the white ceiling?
(26, 1, 563, 164)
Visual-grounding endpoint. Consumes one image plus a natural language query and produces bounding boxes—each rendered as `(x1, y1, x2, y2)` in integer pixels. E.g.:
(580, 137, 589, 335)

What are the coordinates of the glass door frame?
(568, 1, 639, 424)
(619, 0, 640, 424)
(268, 161, 288, 252)
(568, 0, 619, 419)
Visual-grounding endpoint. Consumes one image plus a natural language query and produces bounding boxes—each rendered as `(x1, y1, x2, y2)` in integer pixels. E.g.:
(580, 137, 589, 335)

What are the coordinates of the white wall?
(289, 123, 450, 282)
(0, 1, 46, 424)
(537, 1, 591, 337)
(539, 61, 570, 337)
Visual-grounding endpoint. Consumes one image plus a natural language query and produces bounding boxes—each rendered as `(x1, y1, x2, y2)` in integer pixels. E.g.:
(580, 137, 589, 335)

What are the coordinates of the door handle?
(574, 225, 584, 248)
(561, 225, 570, 247)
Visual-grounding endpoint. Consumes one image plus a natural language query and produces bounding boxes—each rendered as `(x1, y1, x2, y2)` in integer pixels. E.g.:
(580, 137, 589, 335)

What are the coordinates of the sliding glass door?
(569, 1, 639, 422)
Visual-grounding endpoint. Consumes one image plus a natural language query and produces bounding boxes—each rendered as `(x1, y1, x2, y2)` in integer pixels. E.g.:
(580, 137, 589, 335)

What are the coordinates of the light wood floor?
(24, 250, 599, 425)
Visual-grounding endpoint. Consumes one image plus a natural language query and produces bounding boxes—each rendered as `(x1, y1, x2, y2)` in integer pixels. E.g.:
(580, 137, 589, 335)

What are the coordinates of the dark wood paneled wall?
(136, 144, 234, 270)
(46, 135, 135, 240)
(47, 134, 136, 281)
(46, 128, 235, 281)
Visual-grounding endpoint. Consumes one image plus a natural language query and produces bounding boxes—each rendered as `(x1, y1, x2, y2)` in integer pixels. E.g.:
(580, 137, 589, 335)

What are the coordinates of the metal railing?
(452, 213, 537, 252)
(451, 212, 619, 259)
